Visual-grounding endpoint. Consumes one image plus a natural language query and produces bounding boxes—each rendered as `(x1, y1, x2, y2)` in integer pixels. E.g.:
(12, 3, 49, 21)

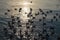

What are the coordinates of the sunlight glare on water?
(20, 1, 31, 22)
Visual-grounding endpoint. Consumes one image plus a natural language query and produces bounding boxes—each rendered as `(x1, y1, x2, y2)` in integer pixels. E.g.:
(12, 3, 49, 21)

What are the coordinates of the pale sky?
(0, 0, 60, 9)
(0, 0, 60, 17)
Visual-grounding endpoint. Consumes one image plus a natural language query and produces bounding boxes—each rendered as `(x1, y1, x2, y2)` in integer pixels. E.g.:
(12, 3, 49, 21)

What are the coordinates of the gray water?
(0, 0, 60, 40)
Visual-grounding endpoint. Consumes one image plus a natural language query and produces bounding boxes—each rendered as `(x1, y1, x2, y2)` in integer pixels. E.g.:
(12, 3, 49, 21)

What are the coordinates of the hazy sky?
(0, 0, 60, 9)
(0, 0, 60, 16)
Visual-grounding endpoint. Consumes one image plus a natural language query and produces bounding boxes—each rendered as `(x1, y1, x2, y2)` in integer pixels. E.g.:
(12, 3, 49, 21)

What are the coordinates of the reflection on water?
(0, 0, 60, 40)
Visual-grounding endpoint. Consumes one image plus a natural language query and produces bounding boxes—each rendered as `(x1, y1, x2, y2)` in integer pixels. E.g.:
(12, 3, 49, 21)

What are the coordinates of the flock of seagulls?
(0, 1, 60, 40)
